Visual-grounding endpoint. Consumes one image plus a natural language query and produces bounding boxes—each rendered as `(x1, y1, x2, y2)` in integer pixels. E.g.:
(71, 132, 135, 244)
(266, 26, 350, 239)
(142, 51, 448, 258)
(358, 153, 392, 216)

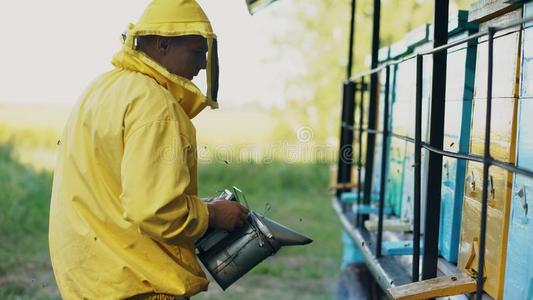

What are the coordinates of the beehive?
(438, 11, 478, 263)
(503, 2, 533, 299)
(457, 6, 522, 299)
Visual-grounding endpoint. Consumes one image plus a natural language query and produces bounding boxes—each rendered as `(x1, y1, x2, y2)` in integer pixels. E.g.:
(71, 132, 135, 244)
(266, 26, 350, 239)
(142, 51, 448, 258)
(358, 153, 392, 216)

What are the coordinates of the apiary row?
(340, 1, 533, 299)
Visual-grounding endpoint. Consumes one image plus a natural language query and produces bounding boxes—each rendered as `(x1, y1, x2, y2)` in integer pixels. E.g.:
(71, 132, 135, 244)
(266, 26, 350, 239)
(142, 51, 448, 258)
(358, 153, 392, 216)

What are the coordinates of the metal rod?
(420, 143, 533, 177)
(346, 0, 357, 79)
(341, 123, 357, 131)
(421, 143, 485, 164)
(413, 54, 423, 282)
(357, 78, 365, 226)
(364, 128, 383, 134)
(491, 159, 533, 178)
(476, 27, 495, 300)
(350, 14, 533, 82)
(390, 133, 416, 144)
(353, 56, 412, 81)
(336, 81, 357, 202)
(420, 31, 486, 56)
(422, 0, 448, 280)
(342, 124, 384, 135)
(376, 66, 390, 258)
(337, 0, 357, 203)
(363, 0, 381, 218)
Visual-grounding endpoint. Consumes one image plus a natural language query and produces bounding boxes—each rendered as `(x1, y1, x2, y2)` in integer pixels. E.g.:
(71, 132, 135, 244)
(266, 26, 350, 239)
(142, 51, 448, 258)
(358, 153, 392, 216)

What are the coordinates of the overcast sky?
(0, 0, 296, 108)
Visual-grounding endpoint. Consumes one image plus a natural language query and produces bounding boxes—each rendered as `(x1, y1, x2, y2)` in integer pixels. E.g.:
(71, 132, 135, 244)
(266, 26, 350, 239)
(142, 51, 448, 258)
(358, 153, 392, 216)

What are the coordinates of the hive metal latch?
(517, 185, 528, 217)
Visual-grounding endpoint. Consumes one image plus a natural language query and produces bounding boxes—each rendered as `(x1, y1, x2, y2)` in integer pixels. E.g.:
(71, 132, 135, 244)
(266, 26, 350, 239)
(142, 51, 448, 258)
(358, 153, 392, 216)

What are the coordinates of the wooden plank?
(328, 182, 358, 191)
(364, 219, 411, 232)
(468, 0, 520, 23)
(329, 165, 358, 191)
(388, 273, 477, 300)
(382, 240, 424, 256)
(354, 204, 392, 215)
(333, 199, 413, 292)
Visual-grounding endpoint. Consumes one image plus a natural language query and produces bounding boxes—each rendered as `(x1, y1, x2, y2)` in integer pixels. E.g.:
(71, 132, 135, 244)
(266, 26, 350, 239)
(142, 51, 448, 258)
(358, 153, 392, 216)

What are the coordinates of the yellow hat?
(123, 0, 219, 107)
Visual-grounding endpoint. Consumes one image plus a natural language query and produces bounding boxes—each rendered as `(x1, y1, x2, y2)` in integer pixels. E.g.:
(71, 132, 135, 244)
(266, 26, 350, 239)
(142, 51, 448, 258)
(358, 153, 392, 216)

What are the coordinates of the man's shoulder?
(113, 68, 170, 100)
(104, 69, 191, 135)
(83, 68, 170, 106)
(97, 68, 177, 114)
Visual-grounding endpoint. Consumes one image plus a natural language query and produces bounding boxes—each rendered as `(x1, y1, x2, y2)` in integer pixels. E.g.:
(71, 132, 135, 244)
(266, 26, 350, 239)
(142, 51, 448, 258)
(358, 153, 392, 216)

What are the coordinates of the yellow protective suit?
(49, 0, 218, 298)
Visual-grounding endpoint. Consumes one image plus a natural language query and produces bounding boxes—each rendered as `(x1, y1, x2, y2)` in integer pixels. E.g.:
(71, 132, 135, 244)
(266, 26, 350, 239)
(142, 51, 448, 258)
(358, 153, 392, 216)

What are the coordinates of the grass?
(0, 143, 342, 299)
(0, 144, 56, 299)
(196, 162, 342, 300)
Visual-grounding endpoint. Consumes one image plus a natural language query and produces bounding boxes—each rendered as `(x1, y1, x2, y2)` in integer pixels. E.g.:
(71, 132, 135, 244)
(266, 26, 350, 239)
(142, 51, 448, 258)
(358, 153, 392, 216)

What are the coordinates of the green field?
(0, 140, 341, 299)
(0, 144, 57, 299)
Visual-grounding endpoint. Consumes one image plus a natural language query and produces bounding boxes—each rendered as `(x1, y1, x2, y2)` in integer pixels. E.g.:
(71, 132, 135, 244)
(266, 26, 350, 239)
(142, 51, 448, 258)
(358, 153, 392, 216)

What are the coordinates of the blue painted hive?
(504, 2, 533, 299)
(457, 4, 522, 299)
(438, 10, 478, 264)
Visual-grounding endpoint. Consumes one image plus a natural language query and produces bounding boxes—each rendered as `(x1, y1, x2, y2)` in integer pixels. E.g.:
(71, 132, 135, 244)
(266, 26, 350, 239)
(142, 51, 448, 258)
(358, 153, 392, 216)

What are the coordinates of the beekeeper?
(48, 0, 248, 299)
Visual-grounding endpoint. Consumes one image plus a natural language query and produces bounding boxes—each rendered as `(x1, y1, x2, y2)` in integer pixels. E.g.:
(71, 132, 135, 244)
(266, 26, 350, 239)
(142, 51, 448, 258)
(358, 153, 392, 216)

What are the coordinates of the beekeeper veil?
(121, 0, 219, 115)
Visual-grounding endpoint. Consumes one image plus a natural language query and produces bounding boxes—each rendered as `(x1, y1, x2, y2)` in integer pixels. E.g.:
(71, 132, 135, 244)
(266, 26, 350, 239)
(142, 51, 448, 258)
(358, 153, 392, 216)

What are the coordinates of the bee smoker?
(196, 188, 312, 290)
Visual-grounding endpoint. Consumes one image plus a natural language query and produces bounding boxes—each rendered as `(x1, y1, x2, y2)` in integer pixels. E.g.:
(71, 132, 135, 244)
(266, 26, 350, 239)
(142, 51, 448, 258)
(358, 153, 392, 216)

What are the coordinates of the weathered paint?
(385, 54, 409, 217)
(386, 137, 407, 216)
(457, 9, 521, 299)
(371, 67, 393, 204)
(504, 3, 533, 299)
(342, 230, 364, 268)
(382, 240, 425, 256)
(438, 29, 477, 264)
(397, 25, 433, 229)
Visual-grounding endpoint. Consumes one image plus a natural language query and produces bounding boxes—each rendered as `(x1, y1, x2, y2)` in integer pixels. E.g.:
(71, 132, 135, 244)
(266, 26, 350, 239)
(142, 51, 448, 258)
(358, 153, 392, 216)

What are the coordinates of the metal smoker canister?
(196, 191, 312, 290)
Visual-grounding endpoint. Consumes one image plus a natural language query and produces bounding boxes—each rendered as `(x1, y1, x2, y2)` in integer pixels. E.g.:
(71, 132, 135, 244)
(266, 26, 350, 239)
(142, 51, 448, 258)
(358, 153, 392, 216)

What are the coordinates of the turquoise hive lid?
(428, 10, 477, 39)
(389, 40, 408, 58)
(406, 24, 431, 50)
(378, 46, 391, 62)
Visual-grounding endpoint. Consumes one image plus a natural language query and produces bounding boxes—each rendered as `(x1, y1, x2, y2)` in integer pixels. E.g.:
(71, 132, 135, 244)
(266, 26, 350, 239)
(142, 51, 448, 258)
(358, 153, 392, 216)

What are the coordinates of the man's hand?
(207, 200, 249, 231)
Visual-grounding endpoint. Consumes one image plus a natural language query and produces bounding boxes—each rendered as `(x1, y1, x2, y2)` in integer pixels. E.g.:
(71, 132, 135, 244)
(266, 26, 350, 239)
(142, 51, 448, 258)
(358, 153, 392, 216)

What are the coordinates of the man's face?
(161, 35, 208, 80)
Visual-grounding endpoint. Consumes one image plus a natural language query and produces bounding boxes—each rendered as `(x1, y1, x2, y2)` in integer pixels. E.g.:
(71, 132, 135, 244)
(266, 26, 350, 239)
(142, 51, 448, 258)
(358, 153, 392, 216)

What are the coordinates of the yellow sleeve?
(120, 120, 209, 245)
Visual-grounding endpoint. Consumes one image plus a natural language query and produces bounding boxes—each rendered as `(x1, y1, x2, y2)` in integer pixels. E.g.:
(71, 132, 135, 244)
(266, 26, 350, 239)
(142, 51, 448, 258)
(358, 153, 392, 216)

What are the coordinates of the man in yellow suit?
(49, 1, 248, 299)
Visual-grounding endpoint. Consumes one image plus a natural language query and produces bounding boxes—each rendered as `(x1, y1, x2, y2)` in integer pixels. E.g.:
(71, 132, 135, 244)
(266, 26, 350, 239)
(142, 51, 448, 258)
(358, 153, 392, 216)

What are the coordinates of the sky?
(0, 0, 296, 108)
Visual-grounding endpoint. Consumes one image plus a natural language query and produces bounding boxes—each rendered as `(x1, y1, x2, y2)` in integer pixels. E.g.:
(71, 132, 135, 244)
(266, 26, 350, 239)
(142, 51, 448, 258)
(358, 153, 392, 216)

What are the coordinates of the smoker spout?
(259, 216, 313, 246)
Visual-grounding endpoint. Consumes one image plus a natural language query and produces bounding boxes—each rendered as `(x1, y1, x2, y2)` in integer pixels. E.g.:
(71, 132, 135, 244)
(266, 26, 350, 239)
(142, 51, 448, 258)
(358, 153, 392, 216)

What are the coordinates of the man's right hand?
(207, 200, 249, 231)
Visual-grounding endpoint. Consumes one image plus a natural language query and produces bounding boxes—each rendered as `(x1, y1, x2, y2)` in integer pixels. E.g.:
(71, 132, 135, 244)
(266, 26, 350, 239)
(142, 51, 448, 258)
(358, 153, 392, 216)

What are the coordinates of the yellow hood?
(116, 0, 219, 118)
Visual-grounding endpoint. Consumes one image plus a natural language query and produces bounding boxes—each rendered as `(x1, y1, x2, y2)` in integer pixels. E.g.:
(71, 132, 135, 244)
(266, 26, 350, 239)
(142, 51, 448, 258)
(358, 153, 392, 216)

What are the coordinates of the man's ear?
(156, 37, 170, 55)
